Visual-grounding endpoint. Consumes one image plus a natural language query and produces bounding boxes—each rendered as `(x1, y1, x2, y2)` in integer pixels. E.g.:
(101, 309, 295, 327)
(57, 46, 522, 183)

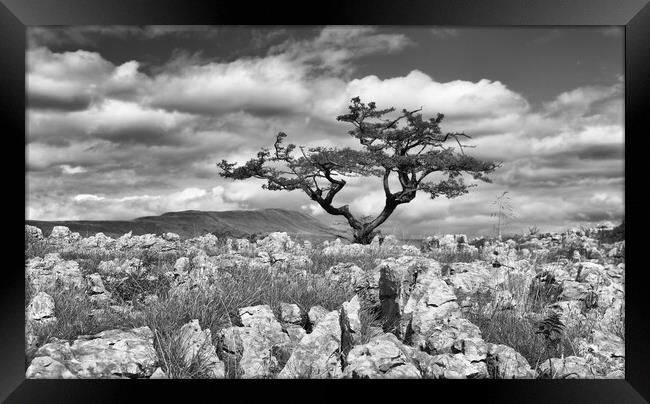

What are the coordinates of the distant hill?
(26, 209, 348, 241)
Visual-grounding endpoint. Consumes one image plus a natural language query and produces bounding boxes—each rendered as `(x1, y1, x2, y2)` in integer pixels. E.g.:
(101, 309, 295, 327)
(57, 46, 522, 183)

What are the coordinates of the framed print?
(2, 0, 648, 402)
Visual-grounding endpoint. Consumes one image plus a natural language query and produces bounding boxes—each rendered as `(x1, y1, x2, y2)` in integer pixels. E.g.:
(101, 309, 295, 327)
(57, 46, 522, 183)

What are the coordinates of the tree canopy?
(218, 97, 500, 243)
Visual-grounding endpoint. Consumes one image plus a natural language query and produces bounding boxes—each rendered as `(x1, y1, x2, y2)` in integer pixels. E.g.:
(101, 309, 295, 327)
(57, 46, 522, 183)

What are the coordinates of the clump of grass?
(151, 321, 226, 379)
(460, 268, 599, 377)
(224, 262, 354, 314)
(138, 249, 183, 271)
(60, 250, 123, 274)
(427, 249, 481, 264)
(356, 305, 383, 345)
(26, 280, 144, 366)
(143, 287, 234, 336)
(526, 271, 563, 312)
(60, 248, 184, 275)
(499, 233, 528, 245)
(137, 258, 355, 378)
(141, 289, 233, 378)
(305, 249, 393, 275)
(49, 285, 144, 339)
(108, 272, 173, 304)
(25, 240, 58, 260)
(468, 237, 489, 250)
(465, 306, 576, 370)
(610, 304, 625, 340)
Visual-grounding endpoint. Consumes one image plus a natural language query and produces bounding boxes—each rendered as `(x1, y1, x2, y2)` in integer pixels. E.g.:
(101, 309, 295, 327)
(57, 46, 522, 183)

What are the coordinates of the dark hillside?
(26, 208, 345, 240)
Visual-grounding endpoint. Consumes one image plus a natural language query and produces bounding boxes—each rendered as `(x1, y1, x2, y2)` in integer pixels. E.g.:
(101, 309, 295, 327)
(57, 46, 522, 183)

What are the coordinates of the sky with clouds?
(25, 26, 624, 238)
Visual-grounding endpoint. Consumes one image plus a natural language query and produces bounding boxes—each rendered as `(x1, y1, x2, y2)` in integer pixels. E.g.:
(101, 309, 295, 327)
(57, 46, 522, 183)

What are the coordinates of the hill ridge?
(26, 208, 346, 241)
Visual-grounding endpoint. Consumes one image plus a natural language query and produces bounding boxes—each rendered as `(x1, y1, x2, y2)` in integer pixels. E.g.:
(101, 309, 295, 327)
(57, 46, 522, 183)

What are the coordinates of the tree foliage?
(218, 97, 500, 243)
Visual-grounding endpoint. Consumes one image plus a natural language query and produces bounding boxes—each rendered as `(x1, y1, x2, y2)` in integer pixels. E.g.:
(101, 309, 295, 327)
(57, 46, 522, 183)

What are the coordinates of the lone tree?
(218, 97, 500, 244)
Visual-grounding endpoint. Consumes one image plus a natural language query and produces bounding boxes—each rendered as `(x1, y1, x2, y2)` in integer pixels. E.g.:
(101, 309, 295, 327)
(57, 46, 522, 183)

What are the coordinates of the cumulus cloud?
(27, 47, 112, 111)
(301, 203, 323, 216)
(28, 99, 196, 147)
(38, 187, 240, 221)
(147, 56, 320, 116)
(61, 165, 87, 174)
(336, 71, 529, 120)
(269, 26, 414, 76)
(27, 47, 150, 111)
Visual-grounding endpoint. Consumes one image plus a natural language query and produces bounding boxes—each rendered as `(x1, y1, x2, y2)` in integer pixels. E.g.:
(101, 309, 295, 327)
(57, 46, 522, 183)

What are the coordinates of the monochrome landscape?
(25, 26, 624, 379)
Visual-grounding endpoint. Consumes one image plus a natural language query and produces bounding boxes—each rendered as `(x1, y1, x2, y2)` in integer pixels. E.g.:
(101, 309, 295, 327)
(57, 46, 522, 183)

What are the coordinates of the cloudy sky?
(25, 26, 624, 238)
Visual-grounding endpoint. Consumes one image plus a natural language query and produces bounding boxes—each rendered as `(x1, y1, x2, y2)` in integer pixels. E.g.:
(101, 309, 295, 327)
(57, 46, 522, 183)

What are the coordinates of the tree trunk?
(352, 226, 379, 244)
(351, 195, 408, 244)
(352, 205, 399, 244)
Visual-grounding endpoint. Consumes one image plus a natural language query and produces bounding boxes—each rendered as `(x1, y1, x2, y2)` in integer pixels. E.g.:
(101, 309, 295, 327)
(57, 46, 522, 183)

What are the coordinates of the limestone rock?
(414, 351, 487, 379)
(98, 258, 145, 277)
(150, 367, 168, 379)
(239, 305, 290, 347)
(285, 324, 307, 344)
(403, 272, 461, 349)
(421, 317, 483, 354)
(370, 256, 442, 335)
(184, 233, 220, 251)
(78, 233, 115, 249)
(307, 306, 329, 328)
(215, 305, 292, 378)
(279, 303, 303, 325)
(323, 241, 366, 257)
(162, 232, 180, 242)
(48, 226, 81, 244)
(86, 273, 112, 304)
(486, 344, 535, 379)
(560, 280, 588, 301)
(25, 225, 44, 244)
(538, 356, 595, 378)
(26, 291, 57, 326)
(278, 310, 342, 378)
(256, 232, 296, 254)
(344, 333, 421, 379)
(69, 326, 158, 378)
(341, 295, 361, 338)
(340, 295, 361, 357)
(380, 235, 401, 250)
(34, 339, 74, 363)
(590, 330, 624, 358)
(26, 356, 76, 379)
(86, 273, 107, 294)
(218, 326, 281, 378)
(178, 319, 225, 378)
(401, 244, 421, 256)
(26, 254, 85, 292)
(174, 257, 190, 274)
(446, 262, 494, 294)
(325, 262, 365, 286)
(27, 326, 159, 379)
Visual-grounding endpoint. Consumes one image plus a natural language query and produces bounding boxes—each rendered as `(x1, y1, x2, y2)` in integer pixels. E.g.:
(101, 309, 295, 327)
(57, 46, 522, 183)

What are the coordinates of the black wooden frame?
(2, 0, 647, 402)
